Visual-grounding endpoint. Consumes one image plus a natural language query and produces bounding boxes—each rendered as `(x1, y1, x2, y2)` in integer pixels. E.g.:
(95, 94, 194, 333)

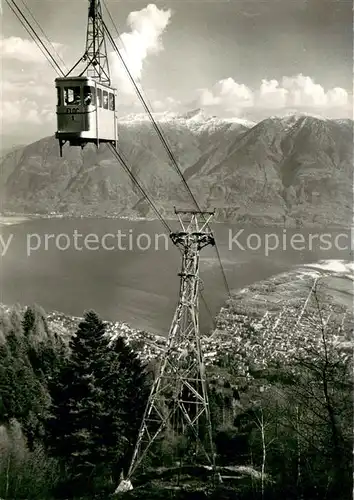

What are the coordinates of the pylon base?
(114, 479, 133, 494)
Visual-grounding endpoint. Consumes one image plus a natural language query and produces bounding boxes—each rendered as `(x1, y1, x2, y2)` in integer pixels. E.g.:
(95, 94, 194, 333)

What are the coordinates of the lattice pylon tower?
(65, 0, 111, 84)
(83, 0, 111, 84)
(115, 209, 217, 493)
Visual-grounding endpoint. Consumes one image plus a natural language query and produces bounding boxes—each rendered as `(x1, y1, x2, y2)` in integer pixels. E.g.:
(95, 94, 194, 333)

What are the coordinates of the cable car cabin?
(55, 76, 118, 157)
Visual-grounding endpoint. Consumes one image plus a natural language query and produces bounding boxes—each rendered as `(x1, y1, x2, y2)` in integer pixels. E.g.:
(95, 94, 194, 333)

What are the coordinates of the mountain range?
(1, 111, 352, 227)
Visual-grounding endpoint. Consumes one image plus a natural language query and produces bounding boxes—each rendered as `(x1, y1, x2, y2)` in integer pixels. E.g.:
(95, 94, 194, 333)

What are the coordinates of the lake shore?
(0, 213, 351, 230)
(0, 216, 32, 226)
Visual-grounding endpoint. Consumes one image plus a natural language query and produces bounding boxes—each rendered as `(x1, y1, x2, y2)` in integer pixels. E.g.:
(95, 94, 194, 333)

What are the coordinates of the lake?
(0, 218, 351, 334)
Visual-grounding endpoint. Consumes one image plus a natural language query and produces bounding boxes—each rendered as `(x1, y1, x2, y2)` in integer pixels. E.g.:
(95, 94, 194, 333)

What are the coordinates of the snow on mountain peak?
(180, 108, 207, 121)
(119, 109, 255, 127)
(119, 111, 179, 124)
(261, 112, 329, 133)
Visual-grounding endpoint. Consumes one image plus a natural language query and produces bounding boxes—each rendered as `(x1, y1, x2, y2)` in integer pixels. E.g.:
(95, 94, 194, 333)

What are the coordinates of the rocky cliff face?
(1, 111, 352, 226)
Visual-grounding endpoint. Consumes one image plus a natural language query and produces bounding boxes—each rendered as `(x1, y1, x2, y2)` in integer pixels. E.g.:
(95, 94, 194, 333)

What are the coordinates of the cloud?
(2, 80, 52, 98)
(110, 4, 172, 94)
(196, 74, 351, 117)
(0, 34, 64, 131)
(1, 70, 56, 130)
(326, 87, 349, 107)
(260, 75, 350, 111)
(259, 79, 288, 108)
(0, 35, 64, 64)
(197, 78, 254, 111)
(280, 74, 327, 107)
(152, 96, 181, 111)
(0, 98, 54, 131)
(0, 3, 174, 130)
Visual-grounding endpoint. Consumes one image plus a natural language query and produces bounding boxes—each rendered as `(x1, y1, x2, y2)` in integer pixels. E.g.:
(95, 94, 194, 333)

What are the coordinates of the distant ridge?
(118, 108, 256, 127)
(0, 113, 352, 227)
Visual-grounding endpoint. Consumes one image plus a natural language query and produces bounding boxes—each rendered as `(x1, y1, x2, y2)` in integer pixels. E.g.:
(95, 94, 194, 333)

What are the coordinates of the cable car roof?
(55, 76, 116, 91)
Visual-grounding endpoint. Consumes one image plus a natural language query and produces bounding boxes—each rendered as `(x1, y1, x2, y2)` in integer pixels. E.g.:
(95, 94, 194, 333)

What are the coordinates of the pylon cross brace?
(115, 209, 217, 493)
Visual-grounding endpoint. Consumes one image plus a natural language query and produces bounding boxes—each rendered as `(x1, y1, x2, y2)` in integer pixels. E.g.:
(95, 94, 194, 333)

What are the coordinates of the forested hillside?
(0, 295, 352, 499)
(0, 306, 149, 498)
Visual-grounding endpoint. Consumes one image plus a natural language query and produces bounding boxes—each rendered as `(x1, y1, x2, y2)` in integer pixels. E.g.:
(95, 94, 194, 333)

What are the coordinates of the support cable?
(6, 0, 219, 329)
(102, 0, 158, 116)
(102, 14, 231, 297)
(6, 0, 65, 77)
(108, 144, 217, 331)
(108, 144, 171, 234)
(18, 0, 69, 73)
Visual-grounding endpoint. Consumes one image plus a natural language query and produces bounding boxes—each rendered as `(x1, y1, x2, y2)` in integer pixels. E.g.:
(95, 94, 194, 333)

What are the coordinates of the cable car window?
(64, 87, 81, 106)
(109, 93, 115, 111)
(84, 86, 95, 106)
(97, 88, 102, 107)
(56, 87, 61, 106)
(103, 90, 108, 110)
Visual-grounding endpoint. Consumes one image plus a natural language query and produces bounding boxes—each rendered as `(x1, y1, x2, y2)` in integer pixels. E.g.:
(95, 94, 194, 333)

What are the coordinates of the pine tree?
(0, 342, 16, 422)
(101, 336, 149, 478)
(45, 310, 111, 487)
(22, 307, 36, 337)
(45, 310, 150, 492)
(0, 312, 48, 448)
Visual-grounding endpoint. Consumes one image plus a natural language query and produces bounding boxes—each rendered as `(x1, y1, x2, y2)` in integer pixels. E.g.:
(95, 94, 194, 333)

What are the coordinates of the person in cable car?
(65, 87, 81, 106)
(84, 92, 92, 105)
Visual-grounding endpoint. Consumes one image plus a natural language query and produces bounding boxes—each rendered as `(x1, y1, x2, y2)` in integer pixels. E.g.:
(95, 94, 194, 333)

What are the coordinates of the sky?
(0, 0, 353, 148)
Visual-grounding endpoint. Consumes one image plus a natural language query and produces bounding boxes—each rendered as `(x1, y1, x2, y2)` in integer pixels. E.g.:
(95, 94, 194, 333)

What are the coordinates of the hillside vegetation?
(0, 272, 352, 499)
